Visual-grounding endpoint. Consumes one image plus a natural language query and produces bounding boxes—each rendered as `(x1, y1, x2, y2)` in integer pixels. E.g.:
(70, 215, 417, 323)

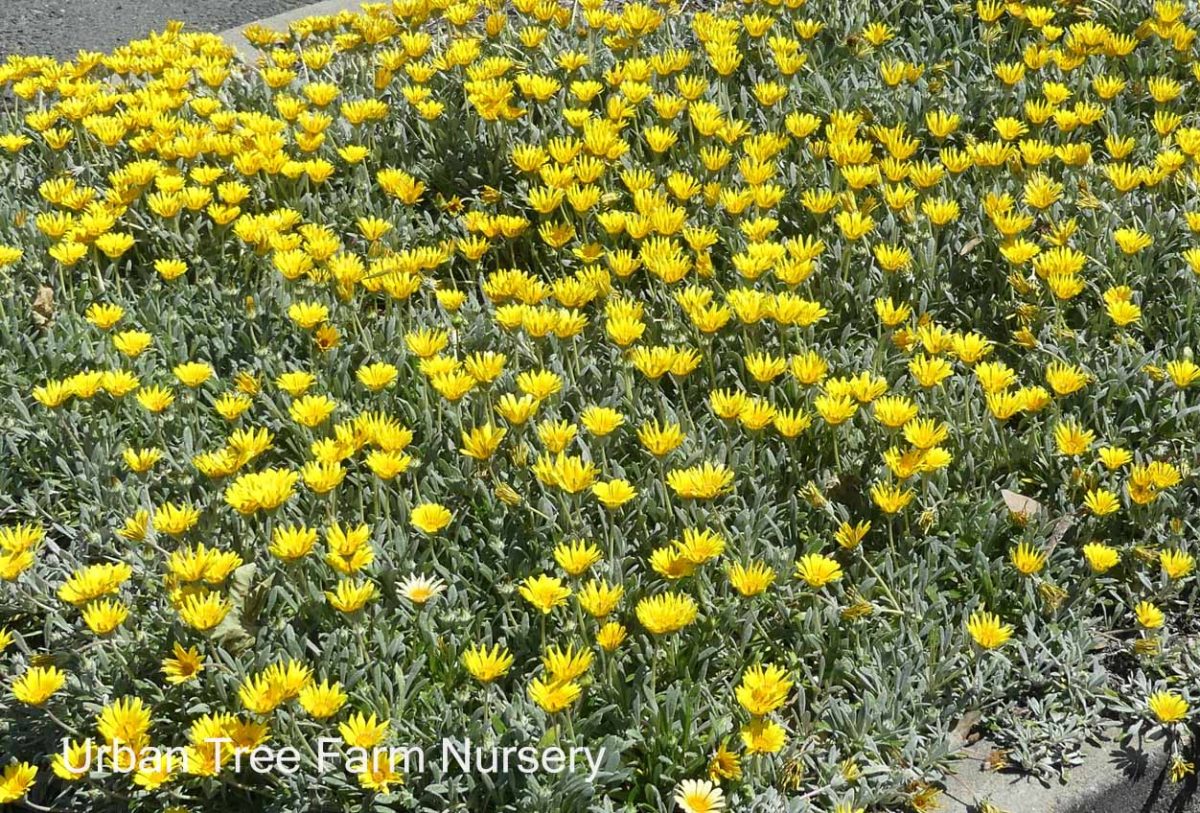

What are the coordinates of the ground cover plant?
(0, 0, 1199, 810)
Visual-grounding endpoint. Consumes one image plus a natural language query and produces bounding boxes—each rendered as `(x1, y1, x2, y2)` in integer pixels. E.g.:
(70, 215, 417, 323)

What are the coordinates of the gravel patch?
(0, 0, 322, 59)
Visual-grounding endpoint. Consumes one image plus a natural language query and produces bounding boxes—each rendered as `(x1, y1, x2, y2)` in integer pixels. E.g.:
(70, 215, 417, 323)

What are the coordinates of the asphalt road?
(0, 0, 321, 58)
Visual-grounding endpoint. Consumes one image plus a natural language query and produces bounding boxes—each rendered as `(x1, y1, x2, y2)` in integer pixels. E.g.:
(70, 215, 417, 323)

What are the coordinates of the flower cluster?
(1, 0, 1199, 810)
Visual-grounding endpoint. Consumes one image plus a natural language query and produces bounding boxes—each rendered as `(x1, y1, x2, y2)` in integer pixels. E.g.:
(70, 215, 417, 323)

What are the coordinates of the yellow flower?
(666, 462, 734, 499)
(460, 424, 507, 460)
(0, 762, 37, 805)
(82, 599, 128, 635)
(1160, 549, 1195, 580)
(1009, 542, 1047, 576)
(1053, 419, 1095, 456)
(339, 712, 389, 749)
(97, 696, 152, 750)
(1098, 446, 1132, 470)
(289, 394, 336, 427)
(740, 718, 786, 754)
(967, 609, 1013, 649)
(708, 742, 742, 782)
(580, 405, 624, 436)
(410, 502, 452, 534)
(794, 553, 843, 588)
(299, 680, 347, 718)
(326, 579, 376, 613)
(529, 677, 582, 713)
(85, 303, 124, 329)
(544, 644, 593, 683)
(869, 482, 914, 514)
(577, 579, 623, 617)
(638, 420, 685, 456)
(122, 447, 162, 473)
(735, 664, 792, 716)
(112, 329, 152, 357)
(596, 621, 628, 652)
(592, 478, 638, 509)
(1134, 600, 1164, 629)
(358, 753, 404, 793)
(1084, 488, 1120, 516)
(162, 643, 204, 684)
(356, 362, 398, 391)
(178, 592, 232, 631)
(1082, 542, 1120, 574)
(1147, 691, 1189, 724)
(519, 574, 572, 614)
(269, 525, 319, 562)
(12, 665, 66, 705)
(553, 540, 602, 577)
(173, 361, 213, 388)
(462, 643, 514, 683)
(636, 592, 698, 635)
(728, 561, 775, 597)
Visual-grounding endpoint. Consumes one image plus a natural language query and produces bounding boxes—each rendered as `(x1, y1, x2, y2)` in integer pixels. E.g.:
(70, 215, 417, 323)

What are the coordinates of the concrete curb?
(218, 0, 367, 59)
(941, 726, 1195, 813)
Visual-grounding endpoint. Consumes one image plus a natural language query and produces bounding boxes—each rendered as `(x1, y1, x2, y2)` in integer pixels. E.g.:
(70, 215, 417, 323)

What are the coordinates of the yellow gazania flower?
(1134, 600, 1164, 630)
(325, 579, 377, 613)
(1147, 691, 1189, 725)
(635, 592, 698, 635)
(1053, 419, 1095, 456)
(1082, 542, 1120, 574)
(543, 644, 593, 683)
(596, 621, 628, 652)
(666, 462, 734, 499)
(112, 330, 152, 357)
(1098, 446, 1133, 470)
(735, 664, 792, 716)
(580, 405, 624, 436)
(12, 665, 67, 705)
(357, 753, 404, 793)
(289, 394, 336, 427)
(1084, 488, 1120, 516)
(0, 763, 37, 804)
(1160, 549, 1195, 580)
(728, 562, 775, 597)
(519, 574, 572, 614)
(299, 680, 347, 718)
(592, 478, 637, 509)
(410, 502, 452, 534)
(869, 482, 914, 514)
(528, 677, 582, 713)
(85, 302, 124, 330)
(576, 579, 623, 618)
(339, 713, 389, 749)
(740, 717, 786, 754)
(356, 362, 398, 391)
(162, 643, 204, 684)
(178, 592, 233, 631)
(82, 599, 128, 635)
(460, 424, 507, 460)
(638, 420, 685, 456)
(1009, 542, 1047, 576)
(463, 643, 514, 683)
(794, 553, 842, 588)
(553, 540, 603, 577)
(269, 525, 318, 562)
(967, 609, 1013, 649)
(708, 741, 742, 782)
(96, 696, 152, 751)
